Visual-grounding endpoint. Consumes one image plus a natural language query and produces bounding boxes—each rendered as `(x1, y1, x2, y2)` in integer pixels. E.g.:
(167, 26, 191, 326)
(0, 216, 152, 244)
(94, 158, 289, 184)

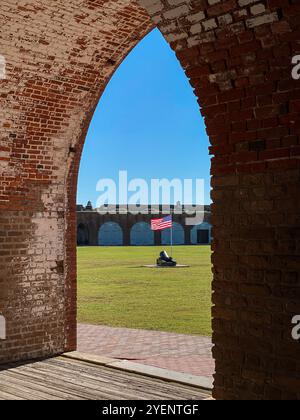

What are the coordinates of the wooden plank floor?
(0, 357, 211, 400)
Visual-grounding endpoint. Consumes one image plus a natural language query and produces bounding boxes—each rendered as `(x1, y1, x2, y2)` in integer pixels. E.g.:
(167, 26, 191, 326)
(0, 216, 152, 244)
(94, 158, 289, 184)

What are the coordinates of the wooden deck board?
(0, 357, 211, 400)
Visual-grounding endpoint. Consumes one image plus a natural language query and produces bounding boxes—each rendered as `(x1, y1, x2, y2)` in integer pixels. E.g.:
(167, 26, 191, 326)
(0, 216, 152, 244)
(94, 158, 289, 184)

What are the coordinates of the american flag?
(151, 215, 173, 231)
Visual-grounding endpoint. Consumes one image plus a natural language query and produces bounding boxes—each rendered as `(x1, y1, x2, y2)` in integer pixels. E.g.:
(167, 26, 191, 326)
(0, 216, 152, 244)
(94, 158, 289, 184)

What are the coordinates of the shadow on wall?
(162, 222, 185, 245)
(131, 222, 154, 246)
(98, 222, 123, 246)
(191, 223, 212, 245)
(77, 223, 89, 246)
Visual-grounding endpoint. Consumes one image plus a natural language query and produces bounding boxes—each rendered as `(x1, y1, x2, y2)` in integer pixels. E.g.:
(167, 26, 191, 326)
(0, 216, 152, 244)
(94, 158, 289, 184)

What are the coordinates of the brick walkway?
(77, 324, 215, 379)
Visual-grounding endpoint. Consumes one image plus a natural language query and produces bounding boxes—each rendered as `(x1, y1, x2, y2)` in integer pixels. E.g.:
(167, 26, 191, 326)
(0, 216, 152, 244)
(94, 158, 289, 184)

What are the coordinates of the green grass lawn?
(77, 246, 212, 336)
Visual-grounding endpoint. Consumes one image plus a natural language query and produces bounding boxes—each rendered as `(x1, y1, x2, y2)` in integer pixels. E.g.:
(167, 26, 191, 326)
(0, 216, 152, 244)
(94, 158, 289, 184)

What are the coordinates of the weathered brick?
(250, 4, 266, 15)
(246, 11, 278, 28)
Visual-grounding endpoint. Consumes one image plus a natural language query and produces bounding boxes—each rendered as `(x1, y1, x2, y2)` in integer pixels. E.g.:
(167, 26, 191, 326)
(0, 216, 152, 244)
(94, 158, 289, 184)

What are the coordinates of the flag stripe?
(151, 216, 173, 231)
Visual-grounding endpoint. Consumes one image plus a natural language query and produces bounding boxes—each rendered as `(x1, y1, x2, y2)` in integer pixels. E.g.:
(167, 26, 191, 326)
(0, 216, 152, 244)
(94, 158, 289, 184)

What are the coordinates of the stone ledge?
(63, 351, 213, 391)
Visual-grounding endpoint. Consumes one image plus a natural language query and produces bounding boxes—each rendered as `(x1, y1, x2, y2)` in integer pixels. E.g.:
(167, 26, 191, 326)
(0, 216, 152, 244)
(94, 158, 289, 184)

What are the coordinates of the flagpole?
(170, 215, 173, 258)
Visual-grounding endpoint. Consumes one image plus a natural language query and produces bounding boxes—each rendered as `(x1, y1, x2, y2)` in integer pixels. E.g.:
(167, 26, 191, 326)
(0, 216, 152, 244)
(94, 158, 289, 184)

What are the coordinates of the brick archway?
(0, 0, 300, 400)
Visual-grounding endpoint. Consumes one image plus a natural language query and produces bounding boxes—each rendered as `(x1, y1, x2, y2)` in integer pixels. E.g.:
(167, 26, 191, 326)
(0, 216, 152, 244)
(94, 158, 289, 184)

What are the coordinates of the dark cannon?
(157, 251, 177, 267)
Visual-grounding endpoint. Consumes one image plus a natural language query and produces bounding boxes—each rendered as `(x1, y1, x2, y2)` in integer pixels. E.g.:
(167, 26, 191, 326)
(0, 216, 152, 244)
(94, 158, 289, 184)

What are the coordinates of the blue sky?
(77, 29, 211, 207)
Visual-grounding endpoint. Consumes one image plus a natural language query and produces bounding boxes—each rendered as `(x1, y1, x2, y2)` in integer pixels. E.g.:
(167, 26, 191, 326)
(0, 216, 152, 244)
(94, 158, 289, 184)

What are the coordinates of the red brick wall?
(0, 0, 154, 362)
(0, 0, 300, 400)
(141, 0, 300, 400)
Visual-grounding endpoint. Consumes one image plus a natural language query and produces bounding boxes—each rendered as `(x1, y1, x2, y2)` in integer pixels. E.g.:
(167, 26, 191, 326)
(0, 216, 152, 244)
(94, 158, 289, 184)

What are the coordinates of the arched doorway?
(77, 223, 89, 246)
(130, 222, 154, 246)
(161, 222, 185, 246)
(191, 223, 212, 245)
(98, 222, 123, 246)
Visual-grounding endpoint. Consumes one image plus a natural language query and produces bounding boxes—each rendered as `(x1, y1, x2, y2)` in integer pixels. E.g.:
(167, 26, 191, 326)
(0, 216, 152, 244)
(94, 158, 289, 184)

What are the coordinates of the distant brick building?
(77, 204, 212, 246)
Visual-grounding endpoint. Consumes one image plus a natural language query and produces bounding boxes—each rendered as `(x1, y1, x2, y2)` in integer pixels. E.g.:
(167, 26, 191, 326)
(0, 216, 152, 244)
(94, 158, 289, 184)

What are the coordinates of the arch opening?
(98, 222, 124, 246)
(75, 27, 214, 385)
(130, 222, 155, 246)
(77, 223, 90, 246)
(161, 222, 185, 246)
(191, 223, 212, 246)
